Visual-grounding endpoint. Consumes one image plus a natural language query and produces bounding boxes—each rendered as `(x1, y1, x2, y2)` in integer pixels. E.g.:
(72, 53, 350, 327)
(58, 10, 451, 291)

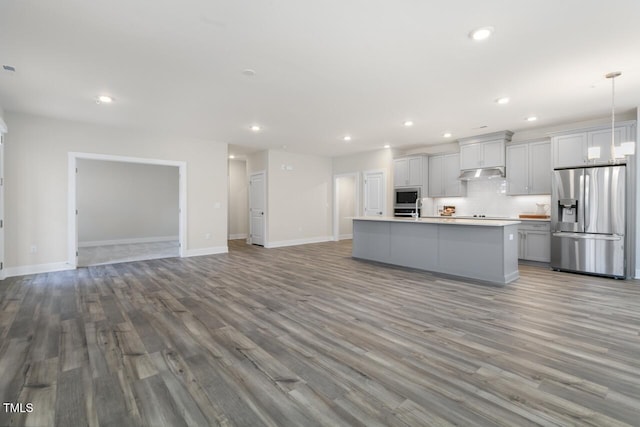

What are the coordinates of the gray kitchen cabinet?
(506, 139, 551, 195)
(552, 133, 586, 168)
(529, 140, 551, 193)
(428, 155, 444, 197)
(459, 140, 505, 170)
(394, 156, 424, 187)
(459, 143, 482, 170)
(506, 144, 528, 195)
(428, 153, 466, 197)
(518, 221, 550, 262)
(458, 131, 512, 170)
(551, 121, 636, 168)
(587, 126, 628, 165)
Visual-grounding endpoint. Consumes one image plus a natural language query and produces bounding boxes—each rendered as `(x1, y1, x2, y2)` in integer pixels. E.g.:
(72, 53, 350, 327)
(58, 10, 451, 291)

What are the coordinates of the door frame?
(333, 172, 359, 241)
(363, 169, 387, 217)
(249, 170, 267, 246)
(0, 124, 6, 280)
(68, 152, 187, 268)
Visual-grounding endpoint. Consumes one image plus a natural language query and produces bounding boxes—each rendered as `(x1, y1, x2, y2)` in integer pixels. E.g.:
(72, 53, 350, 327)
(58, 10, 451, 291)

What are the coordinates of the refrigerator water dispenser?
(558, 199, 578, 223)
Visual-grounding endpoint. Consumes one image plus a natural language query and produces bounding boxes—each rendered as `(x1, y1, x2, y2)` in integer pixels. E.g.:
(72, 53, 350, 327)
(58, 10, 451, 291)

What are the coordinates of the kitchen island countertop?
(353, 216, 520, 227)
(420, 215, 551, 222)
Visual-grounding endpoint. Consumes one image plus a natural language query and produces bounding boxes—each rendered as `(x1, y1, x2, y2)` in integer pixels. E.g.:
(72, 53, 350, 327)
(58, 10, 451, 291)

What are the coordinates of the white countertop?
(421, 215, 550, 222)
(353, 216, 521, 227)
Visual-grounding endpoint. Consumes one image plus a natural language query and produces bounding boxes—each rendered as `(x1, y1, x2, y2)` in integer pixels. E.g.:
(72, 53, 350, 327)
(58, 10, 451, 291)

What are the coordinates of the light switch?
(214, 202, 221, 209)
(509, 234, 514, 240)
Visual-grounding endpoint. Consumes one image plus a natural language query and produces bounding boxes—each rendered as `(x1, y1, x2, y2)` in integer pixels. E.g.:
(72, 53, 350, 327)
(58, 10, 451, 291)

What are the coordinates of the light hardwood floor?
(1, 239, 639, 426)
(78, 241, 180, 267)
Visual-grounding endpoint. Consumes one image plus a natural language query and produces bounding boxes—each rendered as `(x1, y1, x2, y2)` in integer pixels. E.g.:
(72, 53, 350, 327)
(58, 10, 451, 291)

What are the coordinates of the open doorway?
(228, 158, 249, 241)
(333, 173, 359, 241)
(68, 153, 186, 267)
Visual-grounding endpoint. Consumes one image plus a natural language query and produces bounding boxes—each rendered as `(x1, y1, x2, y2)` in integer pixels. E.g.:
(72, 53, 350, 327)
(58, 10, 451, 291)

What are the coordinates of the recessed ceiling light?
(250, 125, 261, 132)
(495, 97, 510, 105)
(228, 155, 235, 159)
(281, 145, 287, 149)
(469, 26, 494, 41)
(443, 132, 452, 138)
(526, 116, 538, 122)
(343, 135, 352, 142)
(403, 120, 414, 127)
(383, 144, 391, 149)
(242, 68, 256, 77)
(96, 95, 113, 104)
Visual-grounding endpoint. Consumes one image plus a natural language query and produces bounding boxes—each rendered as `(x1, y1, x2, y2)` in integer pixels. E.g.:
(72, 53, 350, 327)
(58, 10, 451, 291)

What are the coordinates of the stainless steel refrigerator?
(551, 165, 626, 278)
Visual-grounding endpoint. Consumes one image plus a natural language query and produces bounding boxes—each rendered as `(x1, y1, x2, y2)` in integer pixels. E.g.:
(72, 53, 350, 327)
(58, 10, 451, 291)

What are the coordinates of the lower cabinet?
(518, 222, 550, 262)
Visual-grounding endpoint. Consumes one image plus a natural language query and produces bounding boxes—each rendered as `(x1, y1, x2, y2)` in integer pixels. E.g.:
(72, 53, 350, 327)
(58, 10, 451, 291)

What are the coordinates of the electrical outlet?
(204, 233, 211, 240)
(30, 245, 37, 253)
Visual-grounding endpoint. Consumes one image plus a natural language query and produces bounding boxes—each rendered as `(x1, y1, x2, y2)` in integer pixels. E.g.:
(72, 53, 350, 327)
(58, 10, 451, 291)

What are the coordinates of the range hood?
(458, 167, 505, 181)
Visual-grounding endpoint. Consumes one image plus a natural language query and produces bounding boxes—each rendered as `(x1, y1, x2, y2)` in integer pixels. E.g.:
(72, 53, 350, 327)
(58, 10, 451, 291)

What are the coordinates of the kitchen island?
(352, 217, 521, 286)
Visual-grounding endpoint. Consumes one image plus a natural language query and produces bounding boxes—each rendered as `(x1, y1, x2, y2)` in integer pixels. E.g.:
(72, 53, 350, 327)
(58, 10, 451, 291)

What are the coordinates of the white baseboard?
(265, 236, 333, 249)
(79, 235, 178, 247)
(5, 262, 75, 278)
(228, 233, 248, 240)
(184, 246, 228, 258)
(338, 234, 353, 240)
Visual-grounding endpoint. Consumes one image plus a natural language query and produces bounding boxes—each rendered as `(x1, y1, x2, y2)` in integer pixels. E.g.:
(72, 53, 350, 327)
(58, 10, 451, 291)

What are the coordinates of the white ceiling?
(1, 0, 639, 158)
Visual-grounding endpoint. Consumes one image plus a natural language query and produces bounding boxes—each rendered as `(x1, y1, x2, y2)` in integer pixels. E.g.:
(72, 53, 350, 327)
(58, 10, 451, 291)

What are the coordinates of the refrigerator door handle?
(552, 232, 622, 241)
(583, 173, 589, 230)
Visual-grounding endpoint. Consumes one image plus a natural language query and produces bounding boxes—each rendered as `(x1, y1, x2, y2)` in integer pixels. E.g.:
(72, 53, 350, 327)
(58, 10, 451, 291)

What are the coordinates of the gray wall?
(77, 159, 179, 245)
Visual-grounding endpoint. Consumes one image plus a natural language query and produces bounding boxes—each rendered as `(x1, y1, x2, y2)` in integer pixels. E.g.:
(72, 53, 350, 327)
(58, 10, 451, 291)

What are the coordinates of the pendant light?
(605, 71, 635, 161)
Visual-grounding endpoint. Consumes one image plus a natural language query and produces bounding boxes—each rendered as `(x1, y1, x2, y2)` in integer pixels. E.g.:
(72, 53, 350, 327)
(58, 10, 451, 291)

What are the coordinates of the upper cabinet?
(428, 153, 467, 197)
(551, 121, 636, 168)
(458, 130, 513, 170)
(394, 156, 427, 187)
(506, 139, 551, 195)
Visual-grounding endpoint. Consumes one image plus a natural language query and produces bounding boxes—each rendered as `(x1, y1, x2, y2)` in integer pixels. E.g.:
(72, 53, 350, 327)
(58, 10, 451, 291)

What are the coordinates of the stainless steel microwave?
(394, 187, 421, 208)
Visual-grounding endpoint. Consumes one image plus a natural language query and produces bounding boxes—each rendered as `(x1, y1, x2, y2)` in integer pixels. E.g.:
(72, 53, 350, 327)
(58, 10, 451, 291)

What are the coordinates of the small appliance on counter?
(439, 205, 456, 216)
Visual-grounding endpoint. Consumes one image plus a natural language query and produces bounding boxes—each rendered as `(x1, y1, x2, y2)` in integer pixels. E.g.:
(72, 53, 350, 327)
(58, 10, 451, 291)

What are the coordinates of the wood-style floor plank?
(1, 239, 639, 426)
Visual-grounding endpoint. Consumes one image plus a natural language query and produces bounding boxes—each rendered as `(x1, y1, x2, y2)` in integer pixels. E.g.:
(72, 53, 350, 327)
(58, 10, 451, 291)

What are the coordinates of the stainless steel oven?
(394, 187, 421, 217)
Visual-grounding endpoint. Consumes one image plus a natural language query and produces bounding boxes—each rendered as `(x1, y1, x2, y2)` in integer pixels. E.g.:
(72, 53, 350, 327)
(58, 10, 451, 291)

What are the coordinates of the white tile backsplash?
(422, 179, 551, 217)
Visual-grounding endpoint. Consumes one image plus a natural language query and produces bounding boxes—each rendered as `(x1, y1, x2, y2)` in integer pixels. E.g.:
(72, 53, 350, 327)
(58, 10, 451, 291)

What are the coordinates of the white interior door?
(249, 172, 266, 246)
(363, 170, 385, 217)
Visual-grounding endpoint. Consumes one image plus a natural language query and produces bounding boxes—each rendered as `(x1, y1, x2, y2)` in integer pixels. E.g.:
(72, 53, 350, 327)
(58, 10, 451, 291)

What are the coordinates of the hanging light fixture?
(605, 71, 635, 162)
